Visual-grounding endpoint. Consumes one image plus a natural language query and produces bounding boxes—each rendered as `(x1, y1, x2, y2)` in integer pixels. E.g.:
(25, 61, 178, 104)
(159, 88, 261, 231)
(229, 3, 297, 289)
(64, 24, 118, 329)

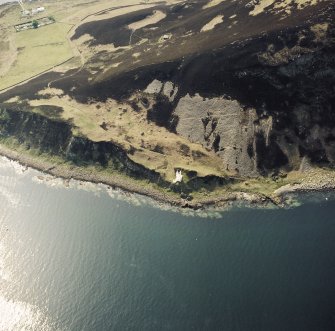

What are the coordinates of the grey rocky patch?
(143, 80, 178, 101)
(299, 156, 313, 173)
(162, 81, 178, 101)
(174, 94, 276, 176)
(144, 79, 163, 94)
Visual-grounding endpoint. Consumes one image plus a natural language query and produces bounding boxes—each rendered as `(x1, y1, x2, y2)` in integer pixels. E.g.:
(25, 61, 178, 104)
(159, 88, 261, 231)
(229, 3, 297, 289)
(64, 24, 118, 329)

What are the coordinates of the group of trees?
(32, 16, 55, 29)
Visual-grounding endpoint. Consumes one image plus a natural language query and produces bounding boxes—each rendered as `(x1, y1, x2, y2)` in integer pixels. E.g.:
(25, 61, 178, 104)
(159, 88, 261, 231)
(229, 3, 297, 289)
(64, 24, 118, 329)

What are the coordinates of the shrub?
(32, 20, 39, 29)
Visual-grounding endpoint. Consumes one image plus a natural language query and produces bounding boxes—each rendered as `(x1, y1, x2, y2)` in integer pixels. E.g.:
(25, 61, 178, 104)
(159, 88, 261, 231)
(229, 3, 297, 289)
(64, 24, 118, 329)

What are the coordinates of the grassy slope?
(0, 23, 73, 89)
(0, 1, 75, 90)
(0, 0, 183, 91)
(1, 0, 226, 183)
(0, 0, 333, 206)
(27, 94, 227, 182)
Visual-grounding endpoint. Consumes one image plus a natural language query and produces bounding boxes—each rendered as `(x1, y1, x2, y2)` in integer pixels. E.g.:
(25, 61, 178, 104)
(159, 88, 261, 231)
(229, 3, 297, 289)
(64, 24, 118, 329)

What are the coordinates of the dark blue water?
(0, 157, 335, 331)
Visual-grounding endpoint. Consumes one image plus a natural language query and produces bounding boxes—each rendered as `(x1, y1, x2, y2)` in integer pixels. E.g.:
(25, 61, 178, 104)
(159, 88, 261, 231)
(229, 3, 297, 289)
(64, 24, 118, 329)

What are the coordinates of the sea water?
(0, 157, 335, 331)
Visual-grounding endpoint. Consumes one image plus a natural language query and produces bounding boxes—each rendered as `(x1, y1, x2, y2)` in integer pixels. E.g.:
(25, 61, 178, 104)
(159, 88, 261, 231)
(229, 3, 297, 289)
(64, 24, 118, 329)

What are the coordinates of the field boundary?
(0, 1, 167, 94)
(0, 56, 74, 94)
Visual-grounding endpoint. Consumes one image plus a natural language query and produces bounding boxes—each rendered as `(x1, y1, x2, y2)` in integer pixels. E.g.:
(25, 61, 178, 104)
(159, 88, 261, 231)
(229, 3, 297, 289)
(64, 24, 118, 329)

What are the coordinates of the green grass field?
(0, 0, 174, 91)
(0, 22, 74, 90)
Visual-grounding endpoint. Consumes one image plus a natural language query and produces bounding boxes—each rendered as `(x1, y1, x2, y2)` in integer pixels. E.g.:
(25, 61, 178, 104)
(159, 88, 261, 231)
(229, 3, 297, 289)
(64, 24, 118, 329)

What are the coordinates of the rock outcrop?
(0, 0, 334, 189)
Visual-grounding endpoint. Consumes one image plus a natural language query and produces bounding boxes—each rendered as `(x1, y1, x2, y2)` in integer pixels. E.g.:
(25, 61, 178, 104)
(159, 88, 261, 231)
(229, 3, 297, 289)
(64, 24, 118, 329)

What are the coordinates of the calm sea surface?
(0, 156, 335, 331)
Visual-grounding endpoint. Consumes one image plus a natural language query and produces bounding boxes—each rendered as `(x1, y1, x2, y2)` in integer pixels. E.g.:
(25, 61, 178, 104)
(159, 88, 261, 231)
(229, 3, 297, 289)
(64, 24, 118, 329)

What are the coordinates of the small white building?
(173, 170, 183, 184)
(31, 7, 45, 15)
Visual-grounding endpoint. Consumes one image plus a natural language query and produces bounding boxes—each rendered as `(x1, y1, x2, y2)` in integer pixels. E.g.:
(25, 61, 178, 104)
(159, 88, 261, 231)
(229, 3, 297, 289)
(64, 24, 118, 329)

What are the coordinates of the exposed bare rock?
(144, 79, 163, 94)
(162, 81, 178, 101)
(0, 0, 334, 196)
(299, 156, 313, 173)
(174, 94, 279, 176)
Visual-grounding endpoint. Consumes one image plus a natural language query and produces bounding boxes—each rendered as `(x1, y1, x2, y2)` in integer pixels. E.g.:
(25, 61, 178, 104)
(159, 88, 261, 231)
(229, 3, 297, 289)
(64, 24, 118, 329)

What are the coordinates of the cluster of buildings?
(14, 16, 54, 32)
(21, 6, 45, 17)
(18, 0, 45, 17)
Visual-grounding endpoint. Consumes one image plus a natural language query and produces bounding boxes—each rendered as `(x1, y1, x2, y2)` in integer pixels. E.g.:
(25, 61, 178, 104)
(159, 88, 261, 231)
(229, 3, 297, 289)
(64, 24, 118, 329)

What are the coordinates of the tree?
(32, 20, 38, 29)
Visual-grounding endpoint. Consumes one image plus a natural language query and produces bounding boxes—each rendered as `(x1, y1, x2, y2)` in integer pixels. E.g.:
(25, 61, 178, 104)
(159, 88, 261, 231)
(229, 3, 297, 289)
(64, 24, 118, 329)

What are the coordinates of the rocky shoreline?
(0, 0, 334, 213)
(0, 143, 271, 210)
(274, 174, 335, 197)
(1, 143, 335, 211)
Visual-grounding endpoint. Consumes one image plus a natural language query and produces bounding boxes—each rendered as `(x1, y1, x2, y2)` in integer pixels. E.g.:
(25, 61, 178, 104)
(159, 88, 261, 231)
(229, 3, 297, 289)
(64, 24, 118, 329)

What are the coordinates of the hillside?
(0, 0, 334, 207)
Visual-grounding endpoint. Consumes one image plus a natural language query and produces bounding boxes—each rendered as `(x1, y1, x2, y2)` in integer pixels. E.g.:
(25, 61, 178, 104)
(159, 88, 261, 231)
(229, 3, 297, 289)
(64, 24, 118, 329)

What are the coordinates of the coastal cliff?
(0, 0, 334, 208)
(0, 106, 162, 182)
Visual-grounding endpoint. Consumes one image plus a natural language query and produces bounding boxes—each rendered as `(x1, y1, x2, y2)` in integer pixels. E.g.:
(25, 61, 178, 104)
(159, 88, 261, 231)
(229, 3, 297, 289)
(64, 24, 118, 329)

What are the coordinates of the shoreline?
(1, 143, 335, 211)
